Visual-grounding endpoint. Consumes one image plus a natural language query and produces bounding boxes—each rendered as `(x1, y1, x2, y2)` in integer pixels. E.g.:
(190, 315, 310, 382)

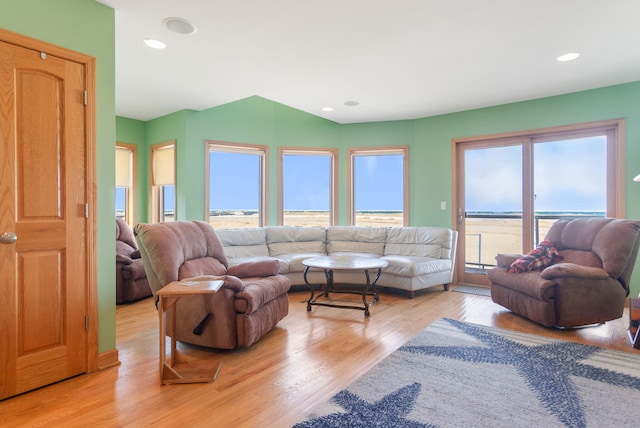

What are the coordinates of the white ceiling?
(97, 0, 640, 124)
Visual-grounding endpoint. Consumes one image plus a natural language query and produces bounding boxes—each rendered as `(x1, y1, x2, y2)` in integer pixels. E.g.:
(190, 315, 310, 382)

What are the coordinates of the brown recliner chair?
(116, 218, 152, 304)
(488, 217, 640, 328)
(134, 221, 291, 349)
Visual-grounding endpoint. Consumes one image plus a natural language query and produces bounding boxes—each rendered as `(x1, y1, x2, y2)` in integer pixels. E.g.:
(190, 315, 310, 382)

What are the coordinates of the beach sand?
(465, 218, 556, 268)
(209, 212, 403, 229)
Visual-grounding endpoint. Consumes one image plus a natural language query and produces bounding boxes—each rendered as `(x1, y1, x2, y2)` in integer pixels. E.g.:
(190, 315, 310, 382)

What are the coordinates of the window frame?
(150, 140, 176, 223)
(115, 142, 137, 226)
(205, 140, 268, 228)
(348, 145, 409, 226)
(278, 147, 338, 226)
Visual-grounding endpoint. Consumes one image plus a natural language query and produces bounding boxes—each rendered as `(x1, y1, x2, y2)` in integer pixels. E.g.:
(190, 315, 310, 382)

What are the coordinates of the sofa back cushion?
(217, 228, 270, 258)
(384, 227, 454, 259)
(327, 226, 387, 255)
(266, 226, 326, 256)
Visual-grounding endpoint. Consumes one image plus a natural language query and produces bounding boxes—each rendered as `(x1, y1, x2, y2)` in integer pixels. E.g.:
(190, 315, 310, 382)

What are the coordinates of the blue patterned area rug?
(294, 318, 640, 428)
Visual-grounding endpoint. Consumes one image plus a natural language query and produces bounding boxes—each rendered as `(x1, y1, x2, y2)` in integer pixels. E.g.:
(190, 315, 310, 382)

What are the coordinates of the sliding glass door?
(454, 120, 623, 286)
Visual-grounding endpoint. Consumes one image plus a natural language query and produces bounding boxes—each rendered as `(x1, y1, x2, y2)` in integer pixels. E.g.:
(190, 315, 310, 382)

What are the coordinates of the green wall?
(1, 0, 117, 353)
(132, 83, 640, 295)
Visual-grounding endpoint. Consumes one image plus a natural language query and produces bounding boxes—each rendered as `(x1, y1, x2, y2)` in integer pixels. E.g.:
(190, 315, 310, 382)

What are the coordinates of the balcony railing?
(464, 212, 605, 272)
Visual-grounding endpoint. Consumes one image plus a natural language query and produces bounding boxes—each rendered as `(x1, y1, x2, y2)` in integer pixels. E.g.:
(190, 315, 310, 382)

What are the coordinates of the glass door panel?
(461, 145, 522, 284)
(533, 136, 607, 242)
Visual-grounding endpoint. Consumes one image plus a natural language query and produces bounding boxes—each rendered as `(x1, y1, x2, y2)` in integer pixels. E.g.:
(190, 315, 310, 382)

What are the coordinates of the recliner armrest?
(541, 262, 610, 280)
(495, 253, 522, 268)
(181, 274, 246, 292)
(227, 259, 280, 278)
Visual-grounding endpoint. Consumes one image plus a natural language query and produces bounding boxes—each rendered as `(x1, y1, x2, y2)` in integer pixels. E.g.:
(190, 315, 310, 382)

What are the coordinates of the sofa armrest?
(227, 259, 280, 278)
(541, 262, 610, 280)
(495, 253, 522, 268)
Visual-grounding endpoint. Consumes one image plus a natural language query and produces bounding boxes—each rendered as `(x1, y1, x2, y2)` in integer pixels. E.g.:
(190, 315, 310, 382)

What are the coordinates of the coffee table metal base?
(302, 256, 387, 318)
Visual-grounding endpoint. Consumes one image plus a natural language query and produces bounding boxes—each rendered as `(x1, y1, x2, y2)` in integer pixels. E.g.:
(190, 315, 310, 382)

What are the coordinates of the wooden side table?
(156, 279, 224, 385)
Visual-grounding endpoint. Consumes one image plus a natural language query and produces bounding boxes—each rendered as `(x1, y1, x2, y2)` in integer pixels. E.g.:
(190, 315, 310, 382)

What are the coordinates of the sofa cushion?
(267, 226, 326, 243)
(217, 228, 270, 259)
(277, 253, 326, 273)
(384, 227, 452, 258)
(381, 255, 452, 277)
(269, 241, 326, 257)
(267, 226, 326, 256)
(327, 226, 387, 255)
(328, 251, 380, 259)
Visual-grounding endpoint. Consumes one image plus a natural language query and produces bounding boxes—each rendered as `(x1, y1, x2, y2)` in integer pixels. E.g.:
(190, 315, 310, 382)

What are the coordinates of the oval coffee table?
(302, 255, 388, 317)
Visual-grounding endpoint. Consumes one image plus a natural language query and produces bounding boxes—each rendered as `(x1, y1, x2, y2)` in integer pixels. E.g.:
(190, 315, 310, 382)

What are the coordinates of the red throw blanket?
(508, 240, 563, 273)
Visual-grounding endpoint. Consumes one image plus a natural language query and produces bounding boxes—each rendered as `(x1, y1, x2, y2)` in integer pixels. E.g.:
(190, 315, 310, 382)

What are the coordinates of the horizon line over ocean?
(207, 209, 606, 215)
(117, 209, 607, 217)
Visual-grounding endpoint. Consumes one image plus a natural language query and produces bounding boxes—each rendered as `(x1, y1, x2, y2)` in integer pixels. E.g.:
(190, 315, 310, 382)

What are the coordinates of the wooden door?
(0, 40, 88, 399)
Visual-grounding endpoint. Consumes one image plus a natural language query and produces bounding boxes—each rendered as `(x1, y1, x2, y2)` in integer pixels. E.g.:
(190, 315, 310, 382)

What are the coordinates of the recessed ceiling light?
(163, 17, 197, 35)
(143, 38, 166, 49)
(322, 107, 334, 112)
(344, 100, 360, 107)
(556, 52, 580, 62)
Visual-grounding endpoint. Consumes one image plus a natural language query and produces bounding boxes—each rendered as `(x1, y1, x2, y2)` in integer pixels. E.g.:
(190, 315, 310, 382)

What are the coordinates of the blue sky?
(353, 154, 404, 211)
(209, 152, 404, 211)
(464, 136, 606, 212)
(210, 152, 261, 210)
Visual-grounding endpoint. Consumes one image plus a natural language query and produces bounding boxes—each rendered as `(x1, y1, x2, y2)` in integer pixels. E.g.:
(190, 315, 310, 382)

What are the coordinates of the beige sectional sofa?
(216, 226, 457, 298)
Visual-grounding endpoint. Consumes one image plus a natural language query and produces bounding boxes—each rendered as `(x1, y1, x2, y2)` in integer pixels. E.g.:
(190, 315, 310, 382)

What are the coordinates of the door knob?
(0, 232, 17, 244)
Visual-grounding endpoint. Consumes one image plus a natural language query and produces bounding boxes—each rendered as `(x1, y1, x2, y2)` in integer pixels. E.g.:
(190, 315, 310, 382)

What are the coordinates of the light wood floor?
(1, 286, 637, 427)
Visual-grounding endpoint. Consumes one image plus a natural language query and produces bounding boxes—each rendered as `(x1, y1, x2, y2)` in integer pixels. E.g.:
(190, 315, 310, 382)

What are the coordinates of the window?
(348, 146, 409, 226)
(206, 141, 267, 229)
(454, 119, 625, 286)
(150, 141, 175, 222)
(279, 147, 337, 226)
(115, 143, 137, 225)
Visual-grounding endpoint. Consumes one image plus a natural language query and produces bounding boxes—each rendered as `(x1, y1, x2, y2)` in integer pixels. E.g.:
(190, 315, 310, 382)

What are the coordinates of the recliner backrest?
(134, 221, 228, 297)
(544, 217, 640, 290)
(116, 218, 138, 257)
